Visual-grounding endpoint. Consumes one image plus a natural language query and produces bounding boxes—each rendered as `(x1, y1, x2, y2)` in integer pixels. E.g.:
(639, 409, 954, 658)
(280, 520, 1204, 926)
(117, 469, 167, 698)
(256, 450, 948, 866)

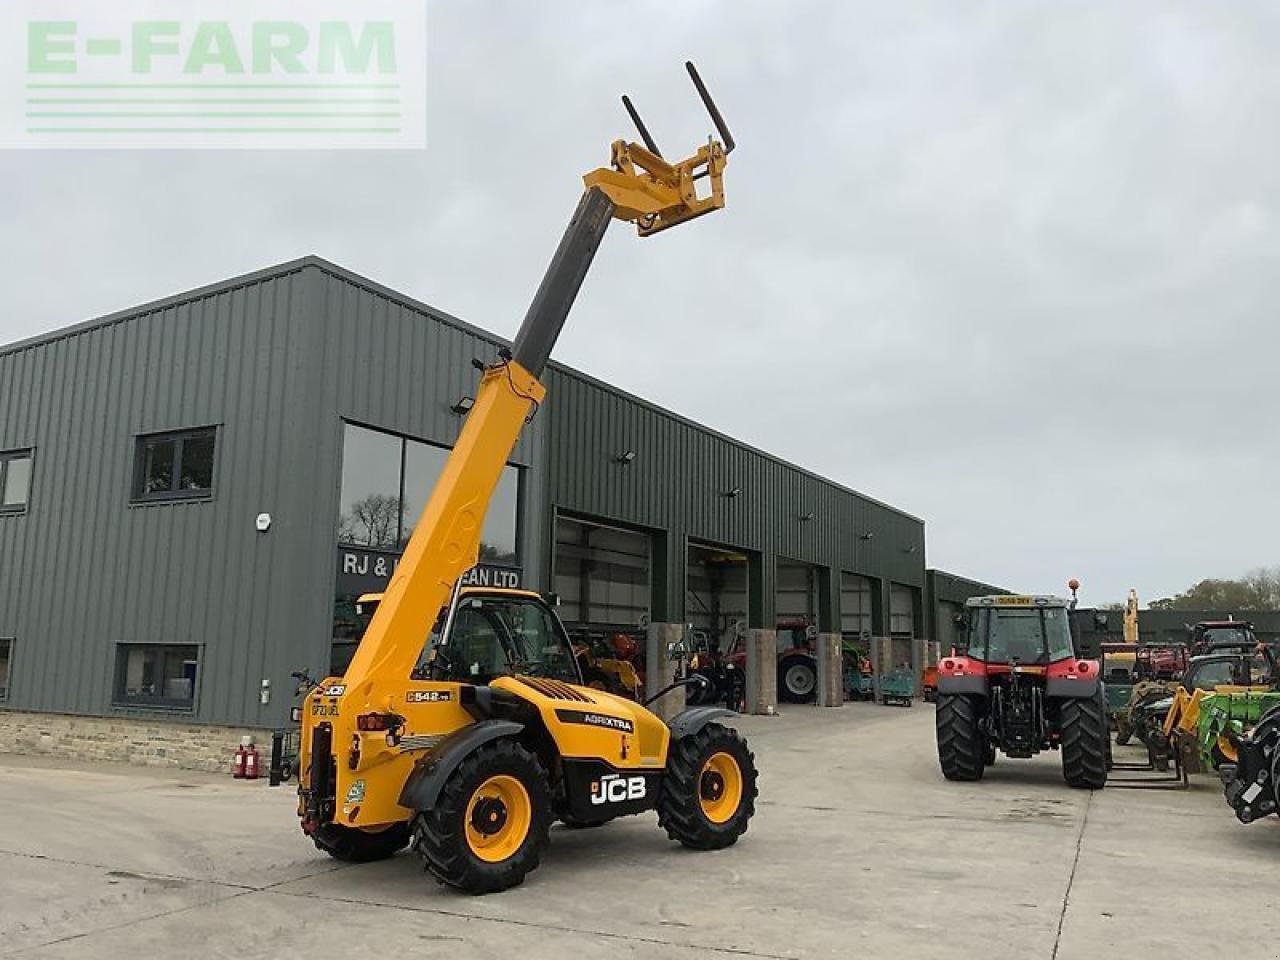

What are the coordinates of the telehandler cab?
(935, 595, 1110, 789)
(295, 63, 758, 894)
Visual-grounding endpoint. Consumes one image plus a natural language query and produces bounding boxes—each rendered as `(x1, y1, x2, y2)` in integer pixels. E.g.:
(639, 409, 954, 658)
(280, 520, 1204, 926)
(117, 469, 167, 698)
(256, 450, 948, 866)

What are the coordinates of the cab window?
(1190, 660, 1236, 691)
(965, 606, 1072, 664)
(426, 594, 580, 684)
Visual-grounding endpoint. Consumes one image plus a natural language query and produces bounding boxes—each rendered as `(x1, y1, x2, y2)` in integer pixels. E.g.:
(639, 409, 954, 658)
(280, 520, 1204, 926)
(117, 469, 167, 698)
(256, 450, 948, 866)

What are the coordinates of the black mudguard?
(398, 719, 523, 811)
(937, 675, 988, 697)
(1046, 676, 1101, 698)
(668, 706, 736, 739)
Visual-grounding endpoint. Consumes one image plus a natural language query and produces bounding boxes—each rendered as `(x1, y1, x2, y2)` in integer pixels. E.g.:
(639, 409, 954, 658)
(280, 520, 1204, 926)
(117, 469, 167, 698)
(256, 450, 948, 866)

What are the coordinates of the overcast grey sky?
(3, 1, 1277, 605)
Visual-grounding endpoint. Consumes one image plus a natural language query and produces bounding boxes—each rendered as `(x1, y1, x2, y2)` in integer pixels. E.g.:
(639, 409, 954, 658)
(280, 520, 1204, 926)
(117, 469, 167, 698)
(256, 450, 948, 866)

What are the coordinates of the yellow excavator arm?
(338, 62, 735, 714)
(1123, 588, 1139, 646)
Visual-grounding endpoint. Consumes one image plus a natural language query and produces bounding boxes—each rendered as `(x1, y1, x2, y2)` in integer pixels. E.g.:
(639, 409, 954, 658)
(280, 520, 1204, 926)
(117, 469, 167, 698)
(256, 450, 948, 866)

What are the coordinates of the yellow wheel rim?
(1216, 735, 1238, 764)
(699, 752, 743, 824)
(464, 775, 532, 863)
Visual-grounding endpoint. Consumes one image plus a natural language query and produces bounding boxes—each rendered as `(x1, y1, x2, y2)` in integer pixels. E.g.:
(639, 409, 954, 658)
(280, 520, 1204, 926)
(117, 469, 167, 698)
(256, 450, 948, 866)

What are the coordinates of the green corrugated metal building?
(0, 257, 954, 731)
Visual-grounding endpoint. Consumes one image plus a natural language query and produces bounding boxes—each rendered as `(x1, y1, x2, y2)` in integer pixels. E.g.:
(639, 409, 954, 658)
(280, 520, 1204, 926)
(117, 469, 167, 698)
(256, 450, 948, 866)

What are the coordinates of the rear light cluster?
(1075, 661, 1092, 675)
(356, 712, 404, 732)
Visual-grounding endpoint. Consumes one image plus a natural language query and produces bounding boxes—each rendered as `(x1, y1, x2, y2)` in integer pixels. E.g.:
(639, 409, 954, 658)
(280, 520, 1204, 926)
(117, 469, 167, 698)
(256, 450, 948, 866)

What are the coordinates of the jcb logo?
(590, 774, 646, 805)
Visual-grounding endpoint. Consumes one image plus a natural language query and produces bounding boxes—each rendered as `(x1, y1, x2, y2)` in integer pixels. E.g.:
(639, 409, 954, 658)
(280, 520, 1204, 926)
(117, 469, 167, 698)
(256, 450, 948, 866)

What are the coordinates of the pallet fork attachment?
(584, 61, 735, 236)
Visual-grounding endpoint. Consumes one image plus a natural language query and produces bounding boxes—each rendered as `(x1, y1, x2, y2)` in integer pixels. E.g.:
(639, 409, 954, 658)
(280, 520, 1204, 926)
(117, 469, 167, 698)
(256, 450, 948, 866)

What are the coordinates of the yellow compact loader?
(296, 63, 757, 894)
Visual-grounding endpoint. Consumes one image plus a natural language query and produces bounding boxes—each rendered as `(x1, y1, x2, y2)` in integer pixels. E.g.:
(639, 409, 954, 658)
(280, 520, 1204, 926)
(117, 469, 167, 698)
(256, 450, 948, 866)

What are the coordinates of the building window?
(133, 428, 216, 502)
(0, 450, 33, 513)
(0, 638, 11, 700)
(333, 423, 522, 675)
(337, 423, 519, 562)
(114, 643, 199, 709)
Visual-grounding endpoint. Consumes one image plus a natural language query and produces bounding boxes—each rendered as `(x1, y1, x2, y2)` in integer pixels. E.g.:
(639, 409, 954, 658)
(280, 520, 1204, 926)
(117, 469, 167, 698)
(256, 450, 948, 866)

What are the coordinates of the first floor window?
(0, 450, 32, 513)
(133, 428, 217, 501)
(114, 643, 198, 708)
(0, 638, 11, 700)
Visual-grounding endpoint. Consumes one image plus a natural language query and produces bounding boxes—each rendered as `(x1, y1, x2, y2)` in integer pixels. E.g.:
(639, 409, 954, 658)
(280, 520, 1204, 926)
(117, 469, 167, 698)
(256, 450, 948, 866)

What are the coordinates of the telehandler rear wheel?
(312, 822, 411, 862)
(1061, 695, 1108, 789)
(658, 722, 758, 849)
(936, 694, 984, 781)
(412, 739, 551, 894)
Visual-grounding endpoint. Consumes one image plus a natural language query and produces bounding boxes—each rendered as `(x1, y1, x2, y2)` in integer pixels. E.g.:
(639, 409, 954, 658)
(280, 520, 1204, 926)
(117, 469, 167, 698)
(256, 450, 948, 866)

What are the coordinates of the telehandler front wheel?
(658, 722, 758, 850)
(412, 739, 551, 894)
(312, 822, 411, 863)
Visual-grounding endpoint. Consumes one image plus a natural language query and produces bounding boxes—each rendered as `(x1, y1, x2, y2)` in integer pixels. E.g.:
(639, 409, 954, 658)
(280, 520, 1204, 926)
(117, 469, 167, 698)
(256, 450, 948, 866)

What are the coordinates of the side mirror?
(542, 591, 561, 607)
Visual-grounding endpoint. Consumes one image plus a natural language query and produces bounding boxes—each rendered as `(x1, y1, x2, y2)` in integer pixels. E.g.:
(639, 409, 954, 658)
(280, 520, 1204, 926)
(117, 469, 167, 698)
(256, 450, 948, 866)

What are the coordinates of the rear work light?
(356, 712, 404, 732)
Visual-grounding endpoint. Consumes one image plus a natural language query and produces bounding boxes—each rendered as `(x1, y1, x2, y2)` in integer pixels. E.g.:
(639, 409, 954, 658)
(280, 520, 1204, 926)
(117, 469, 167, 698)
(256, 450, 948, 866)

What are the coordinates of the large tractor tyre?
(778, 655, 818, 703)
(936, 694, 985, 781)
(1061, 696, 1109, 790)
(312, 821, 411, 863)
(411, 739, 552, 894)
(659, 722, 758, 850)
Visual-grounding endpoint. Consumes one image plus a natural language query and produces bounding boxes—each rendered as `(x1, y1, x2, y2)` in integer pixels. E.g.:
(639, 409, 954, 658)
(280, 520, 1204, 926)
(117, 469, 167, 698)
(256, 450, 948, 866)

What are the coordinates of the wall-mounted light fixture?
(450, 396, 475, 415)
(858, 532, 874, 541)
(723, 486, 742, 498)
(614, 450, 637, 465)
(799, 511, 815, 522)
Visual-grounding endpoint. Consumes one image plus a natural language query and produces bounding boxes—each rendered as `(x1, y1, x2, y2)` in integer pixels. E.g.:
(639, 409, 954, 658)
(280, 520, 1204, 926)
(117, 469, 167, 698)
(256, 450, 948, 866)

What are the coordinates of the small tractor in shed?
(935, 595, 1109, 789)
(294, 62, 759, 894)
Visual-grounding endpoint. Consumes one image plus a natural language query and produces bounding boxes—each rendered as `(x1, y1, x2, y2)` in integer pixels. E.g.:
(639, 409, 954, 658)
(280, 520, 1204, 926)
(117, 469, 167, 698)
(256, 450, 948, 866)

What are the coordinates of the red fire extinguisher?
(232, 744, 247, 779)
(244, 744, 260, 780)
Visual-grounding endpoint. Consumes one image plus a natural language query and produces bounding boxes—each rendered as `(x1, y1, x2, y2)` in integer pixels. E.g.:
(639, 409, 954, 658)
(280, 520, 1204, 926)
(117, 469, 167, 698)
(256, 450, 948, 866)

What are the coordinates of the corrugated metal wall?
(0, 265, 320, 725)
(1, 255, 935, 726)
(924, 569, 1011, 644)
(542, 367, 927, 627)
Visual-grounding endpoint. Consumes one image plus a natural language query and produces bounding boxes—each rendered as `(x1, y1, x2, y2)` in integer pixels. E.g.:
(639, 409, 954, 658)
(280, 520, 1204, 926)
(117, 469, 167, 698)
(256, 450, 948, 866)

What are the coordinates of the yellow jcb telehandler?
(295, 63, 758, 894)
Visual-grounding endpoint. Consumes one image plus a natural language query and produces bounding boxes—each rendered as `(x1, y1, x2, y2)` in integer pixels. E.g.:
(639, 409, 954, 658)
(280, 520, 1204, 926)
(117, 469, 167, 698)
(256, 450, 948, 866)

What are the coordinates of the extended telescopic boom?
(340, 63, 735, 701)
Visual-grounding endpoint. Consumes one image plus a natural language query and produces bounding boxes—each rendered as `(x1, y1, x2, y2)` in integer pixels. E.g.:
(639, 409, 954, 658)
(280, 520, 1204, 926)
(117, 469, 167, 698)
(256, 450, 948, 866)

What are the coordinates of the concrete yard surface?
(1, 704, 1277, 959)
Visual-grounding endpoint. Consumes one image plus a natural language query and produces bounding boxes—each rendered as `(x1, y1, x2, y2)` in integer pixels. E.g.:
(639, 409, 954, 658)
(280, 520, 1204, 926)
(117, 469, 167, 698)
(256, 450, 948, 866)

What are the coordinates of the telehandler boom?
(296, 63, 757, 894)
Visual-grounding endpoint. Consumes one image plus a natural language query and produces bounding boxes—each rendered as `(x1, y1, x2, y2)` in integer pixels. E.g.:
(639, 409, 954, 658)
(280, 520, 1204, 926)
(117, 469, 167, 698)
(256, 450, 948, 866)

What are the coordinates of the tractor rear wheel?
(411, 739, 551, 894)
(658, 722, 758, 850)
(778, 655, 817, 703)
(936, 694, 985, 781)
(312, 822, 411, 862)
(1061, 696, 1109, 789)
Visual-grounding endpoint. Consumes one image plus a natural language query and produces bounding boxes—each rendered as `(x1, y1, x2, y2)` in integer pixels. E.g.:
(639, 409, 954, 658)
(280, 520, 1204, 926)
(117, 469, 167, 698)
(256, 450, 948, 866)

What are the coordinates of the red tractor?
(935, 595, 1109, 789)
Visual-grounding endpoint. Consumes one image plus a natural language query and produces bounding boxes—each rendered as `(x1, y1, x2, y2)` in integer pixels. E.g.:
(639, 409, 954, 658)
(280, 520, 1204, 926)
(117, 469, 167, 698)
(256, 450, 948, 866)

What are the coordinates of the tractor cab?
(1188, 620, 1256, 657)
(958, 595, 1076, 668)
